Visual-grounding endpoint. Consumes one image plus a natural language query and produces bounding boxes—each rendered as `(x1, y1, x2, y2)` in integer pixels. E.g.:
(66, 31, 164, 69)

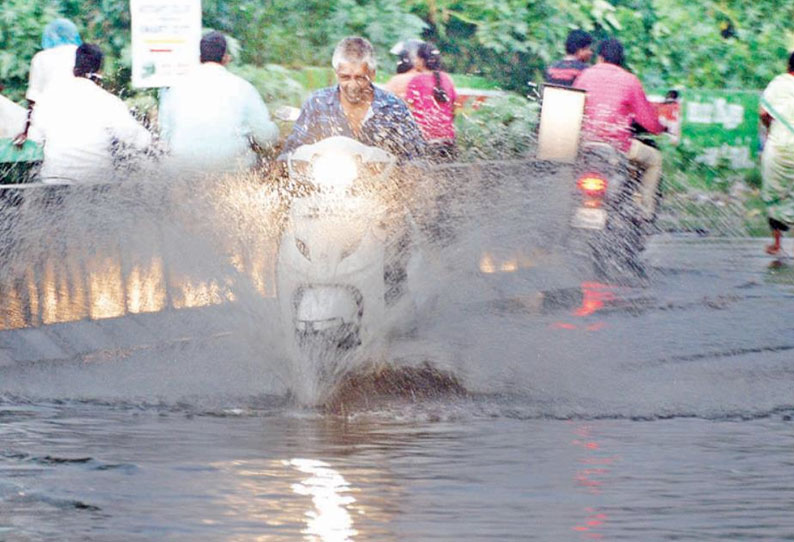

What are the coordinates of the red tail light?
(577, 174, 608, 196)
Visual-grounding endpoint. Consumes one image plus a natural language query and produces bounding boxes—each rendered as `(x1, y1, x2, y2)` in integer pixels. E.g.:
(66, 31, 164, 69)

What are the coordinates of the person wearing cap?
(29, 43, 152, 184)
(384, 39, 425, 100)
(14, 18, 82, 146)
(158, 31, 279, 177)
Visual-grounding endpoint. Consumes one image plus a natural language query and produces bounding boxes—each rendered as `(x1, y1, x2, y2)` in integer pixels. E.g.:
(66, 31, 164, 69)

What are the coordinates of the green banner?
(0, 139, 43, 164)
(680, 89, 760, 171)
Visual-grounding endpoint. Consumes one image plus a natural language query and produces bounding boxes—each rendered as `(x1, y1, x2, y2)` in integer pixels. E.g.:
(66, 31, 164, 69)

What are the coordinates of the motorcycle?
(534, 83, 663, 280)
(569, 134, 660, 279)
(276, 136, 431, 406)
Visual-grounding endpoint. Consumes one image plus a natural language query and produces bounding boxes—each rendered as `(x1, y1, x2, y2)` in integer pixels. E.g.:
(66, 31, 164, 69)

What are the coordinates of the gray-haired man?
(280, 36, 426, 161)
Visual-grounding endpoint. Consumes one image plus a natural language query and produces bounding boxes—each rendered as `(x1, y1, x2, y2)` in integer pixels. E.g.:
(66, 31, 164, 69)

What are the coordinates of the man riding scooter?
(273, 38, 434, 404)
(574, 39, 665, 222)
(280, 36, 426, 162)
(276, 35, 429, 297)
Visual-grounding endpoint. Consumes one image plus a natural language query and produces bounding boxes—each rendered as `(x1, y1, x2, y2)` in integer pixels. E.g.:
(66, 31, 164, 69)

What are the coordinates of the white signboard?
(131, 0, 202, 88)
(536, 85, 586, 163)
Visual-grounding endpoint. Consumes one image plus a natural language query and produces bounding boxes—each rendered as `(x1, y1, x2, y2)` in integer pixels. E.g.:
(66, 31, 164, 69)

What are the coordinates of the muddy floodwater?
(2, 237, 793, 541)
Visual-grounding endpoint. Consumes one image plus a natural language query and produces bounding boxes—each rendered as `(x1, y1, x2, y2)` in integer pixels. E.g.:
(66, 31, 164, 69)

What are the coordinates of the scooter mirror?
(536, 84, 586, 163)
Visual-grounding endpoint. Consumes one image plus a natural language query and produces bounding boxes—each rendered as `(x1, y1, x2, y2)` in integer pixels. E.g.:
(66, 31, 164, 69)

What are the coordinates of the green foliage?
(229, 64, 309, 107)
(613, 0, 794, 90)
(455, 94, 539, 160)
(3, 0, 792, 102)
(0, 1, 60, 102)
(327, 0, 428, 62)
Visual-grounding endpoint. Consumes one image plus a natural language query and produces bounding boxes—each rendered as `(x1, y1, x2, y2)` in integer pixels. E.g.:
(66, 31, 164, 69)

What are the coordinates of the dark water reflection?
(2, 399, 794, 541)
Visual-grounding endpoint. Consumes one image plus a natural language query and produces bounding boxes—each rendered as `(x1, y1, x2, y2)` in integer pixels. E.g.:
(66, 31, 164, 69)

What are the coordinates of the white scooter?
(276, 136, 430, 406)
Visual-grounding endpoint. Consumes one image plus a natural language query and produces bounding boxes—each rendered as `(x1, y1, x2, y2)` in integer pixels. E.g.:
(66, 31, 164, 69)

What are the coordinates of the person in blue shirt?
(280, 36, 426, 162)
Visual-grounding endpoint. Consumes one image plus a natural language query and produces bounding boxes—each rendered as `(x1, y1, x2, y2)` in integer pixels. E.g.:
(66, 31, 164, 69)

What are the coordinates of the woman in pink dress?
(405, 42, 458, 162)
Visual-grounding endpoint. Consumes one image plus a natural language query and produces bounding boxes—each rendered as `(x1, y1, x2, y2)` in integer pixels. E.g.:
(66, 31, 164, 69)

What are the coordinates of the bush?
(229, 64, 309, 108)
(455, 93, 539, 160)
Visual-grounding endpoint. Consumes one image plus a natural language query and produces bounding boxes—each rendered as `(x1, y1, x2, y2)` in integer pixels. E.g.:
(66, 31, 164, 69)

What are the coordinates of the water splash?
(0, 155, 773, 417)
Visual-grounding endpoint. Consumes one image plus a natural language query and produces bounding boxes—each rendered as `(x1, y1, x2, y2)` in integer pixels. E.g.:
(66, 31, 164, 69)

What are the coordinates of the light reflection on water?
(570, 423, 614, 540)
(289, 458, 357, 542)
(0, 249, 273, 329)
(3, 407, 793, 541)
(0, 161, 793, 540)
(0, 173, 282, 332)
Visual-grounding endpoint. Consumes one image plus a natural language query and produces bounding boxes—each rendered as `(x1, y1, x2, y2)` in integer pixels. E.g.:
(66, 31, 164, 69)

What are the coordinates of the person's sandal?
(765, 244, 781, 255)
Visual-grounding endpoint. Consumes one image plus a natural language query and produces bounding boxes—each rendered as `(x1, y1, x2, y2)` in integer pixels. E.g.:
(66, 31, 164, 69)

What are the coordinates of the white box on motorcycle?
(536, 84, 586, 163)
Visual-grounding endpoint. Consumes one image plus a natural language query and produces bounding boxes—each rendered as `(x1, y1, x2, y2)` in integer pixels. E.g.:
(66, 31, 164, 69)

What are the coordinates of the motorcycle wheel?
(589, 210, 647, 281)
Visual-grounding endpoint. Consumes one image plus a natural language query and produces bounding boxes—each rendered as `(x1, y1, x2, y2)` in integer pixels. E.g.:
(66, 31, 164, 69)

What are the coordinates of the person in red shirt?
(574, 39, 665, 220)
(405, 42, 458, 162)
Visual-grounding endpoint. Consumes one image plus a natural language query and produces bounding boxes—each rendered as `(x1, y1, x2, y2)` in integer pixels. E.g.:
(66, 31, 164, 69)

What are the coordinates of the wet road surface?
(1, 235, 793, 542)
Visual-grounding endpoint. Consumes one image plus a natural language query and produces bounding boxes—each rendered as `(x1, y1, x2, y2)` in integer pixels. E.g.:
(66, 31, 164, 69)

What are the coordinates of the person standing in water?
(759, 52, 794, 256)
(14, 18, 82, 146)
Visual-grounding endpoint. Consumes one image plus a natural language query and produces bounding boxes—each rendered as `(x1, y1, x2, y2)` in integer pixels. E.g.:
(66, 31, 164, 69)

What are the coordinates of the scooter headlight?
(312, 153, 358, 191)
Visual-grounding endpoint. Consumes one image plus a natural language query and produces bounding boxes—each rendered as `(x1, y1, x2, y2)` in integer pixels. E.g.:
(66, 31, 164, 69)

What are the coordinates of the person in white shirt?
(29, 44, 152, 184)
(14, 18, 82, 146)
(0, 94, 27, 139)
(158, 32, 280, 177)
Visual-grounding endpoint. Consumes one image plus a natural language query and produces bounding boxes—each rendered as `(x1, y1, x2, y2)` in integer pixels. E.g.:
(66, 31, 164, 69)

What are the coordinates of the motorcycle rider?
(384, 39, 425, 100)
(13, 18, 83, 147)
(28, 43, 152, 184)
(574, 39, 665, 221)
(158, 31, 279, 176)
(544, 30, 593, 87)
(279, 37, 428, 300)
(280, 36, 426, 162)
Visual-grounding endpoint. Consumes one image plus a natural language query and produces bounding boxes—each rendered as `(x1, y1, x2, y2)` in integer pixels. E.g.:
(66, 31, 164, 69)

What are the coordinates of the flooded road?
(1, 236, 794, 541)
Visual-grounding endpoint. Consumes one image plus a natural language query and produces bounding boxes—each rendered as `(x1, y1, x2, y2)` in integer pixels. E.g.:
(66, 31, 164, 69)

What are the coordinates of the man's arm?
(26, 97, 47, 144)
(14, 53, 50, 146)
(760, 106, 773, 130)
(390, 99, 427, 161)
(630, 77, 664, 135)
(244, 84, 279, 148)
(112, 98, 152, 150)
(279, 96, 319, 159)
